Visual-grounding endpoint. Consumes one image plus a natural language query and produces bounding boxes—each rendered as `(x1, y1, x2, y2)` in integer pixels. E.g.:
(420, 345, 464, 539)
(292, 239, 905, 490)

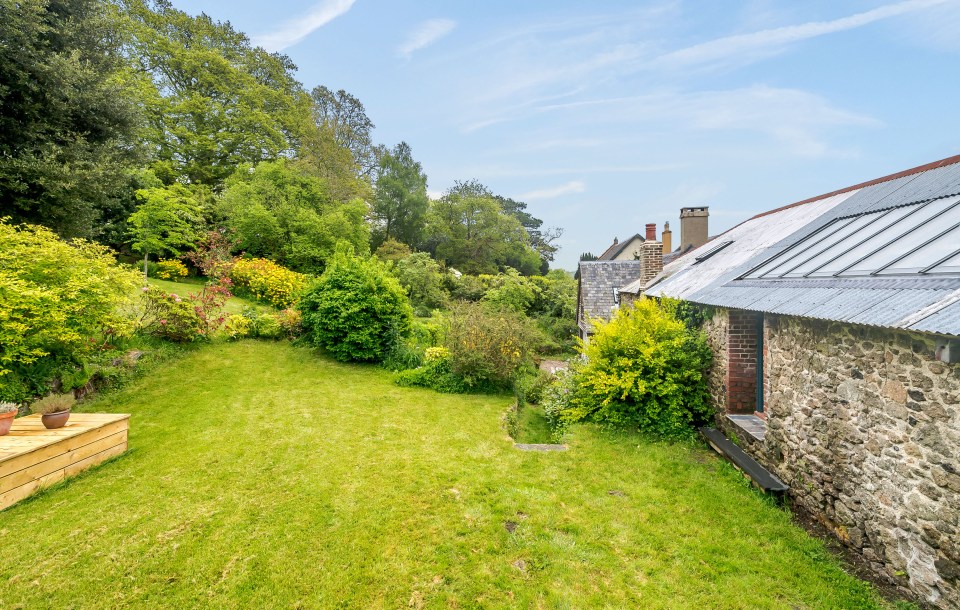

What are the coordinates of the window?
(743, 194, 960, 279)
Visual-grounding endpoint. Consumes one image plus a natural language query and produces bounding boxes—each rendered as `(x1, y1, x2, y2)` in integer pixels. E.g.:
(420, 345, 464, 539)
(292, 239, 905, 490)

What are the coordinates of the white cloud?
(427, 189, 444, 200)
(518, 181, 586, 201)
(254, 0, 356, 52)
(398, 19, 457, 59)
(655, 0, 950, 68)
(533, 85, 880, 158)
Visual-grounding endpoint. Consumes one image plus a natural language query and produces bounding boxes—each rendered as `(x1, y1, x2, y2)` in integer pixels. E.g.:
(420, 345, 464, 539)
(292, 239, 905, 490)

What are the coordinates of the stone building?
(636, 155, 960, 608)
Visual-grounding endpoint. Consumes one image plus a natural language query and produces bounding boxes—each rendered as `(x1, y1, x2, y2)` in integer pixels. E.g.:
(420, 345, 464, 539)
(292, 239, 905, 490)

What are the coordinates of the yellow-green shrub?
(154, 259, 188, 280)
(563, 299, 713, 438)
(0, 220, 139, 400)
(229, 258, 307, 309)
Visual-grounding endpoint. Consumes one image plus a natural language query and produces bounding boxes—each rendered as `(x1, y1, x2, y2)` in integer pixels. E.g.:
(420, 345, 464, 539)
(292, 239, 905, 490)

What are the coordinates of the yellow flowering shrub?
(229, 258, 307, 309)
(155, 259, 188, 280)
(444, 302, 538, 389)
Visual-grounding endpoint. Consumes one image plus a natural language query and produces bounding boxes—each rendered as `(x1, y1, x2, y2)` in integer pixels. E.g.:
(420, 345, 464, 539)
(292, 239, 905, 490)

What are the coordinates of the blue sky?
(173, 0, 960, 270)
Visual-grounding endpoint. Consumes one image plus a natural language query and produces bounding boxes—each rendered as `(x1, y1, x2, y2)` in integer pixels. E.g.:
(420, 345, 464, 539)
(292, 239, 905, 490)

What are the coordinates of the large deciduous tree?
(120, 0, 309, 189)
(217, 160, 369, 273)
(372, 142, 429, 247)
(0, 0, 144, 237)
(425, 180, 541, 275)
(310, 86, 384, 178)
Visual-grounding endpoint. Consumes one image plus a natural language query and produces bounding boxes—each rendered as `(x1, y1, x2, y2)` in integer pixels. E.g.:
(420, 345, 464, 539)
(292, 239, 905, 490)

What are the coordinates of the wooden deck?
(0, 413, 130, 511)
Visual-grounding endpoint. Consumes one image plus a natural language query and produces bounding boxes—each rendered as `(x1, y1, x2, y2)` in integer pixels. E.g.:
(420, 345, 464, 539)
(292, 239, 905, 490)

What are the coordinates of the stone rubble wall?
(756, 315, 960, 608)
(701, 308, 729, 413)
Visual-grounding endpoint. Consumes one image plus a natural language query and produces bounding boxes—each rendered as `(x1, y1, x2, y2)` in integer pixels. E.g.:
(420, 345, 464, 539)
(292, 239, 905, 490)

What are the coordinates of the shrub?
(482, 268, 538, 313)
(224, 314, 252, 340)
(394, 347, 468, 394)
(298, 247, 413, 363)
(540, 365, 581, 440)
(390, 253, 449, 312)
(0, 220, 140, 400)
(154, 259, 188, 280)
(30, 393, 76, 415)
(275, 308, 303, 340)
(564, 299, 713, 439)
(138, 286, 204, 342)
(230, 258, 307, 309)
(444, 302, 537, 390)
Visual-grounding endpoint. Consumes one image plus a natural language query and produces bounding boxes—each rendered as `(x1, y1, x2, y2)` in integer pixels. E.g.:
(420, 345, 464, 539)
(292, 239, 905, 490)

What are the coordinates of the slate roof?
(644, 155, 960, 337)
(577, 261, 641, 333)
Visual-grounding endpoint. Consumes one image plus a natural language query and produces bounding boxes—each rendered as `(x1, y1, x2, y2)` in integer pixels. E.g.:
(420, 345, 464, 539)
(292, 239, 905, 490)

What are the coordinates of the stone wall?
(702, 308, 729, 413)
(756, 315, 960, 608)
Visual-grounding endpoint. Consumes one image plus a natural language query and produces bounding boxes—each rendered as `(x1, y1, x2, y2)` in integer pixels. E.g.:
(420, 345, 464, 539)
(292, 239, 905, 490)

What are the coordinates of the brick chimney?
(662, 221, 672, 255)
(680, 207, 709, 252)
(639, 222, 664, 285)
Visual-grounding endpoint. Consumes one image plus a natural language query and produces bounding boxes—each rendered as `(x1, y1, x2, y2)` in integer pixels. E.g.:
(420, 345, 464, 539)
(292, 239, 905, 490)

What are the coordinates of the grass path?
(0, 341, 893, 608)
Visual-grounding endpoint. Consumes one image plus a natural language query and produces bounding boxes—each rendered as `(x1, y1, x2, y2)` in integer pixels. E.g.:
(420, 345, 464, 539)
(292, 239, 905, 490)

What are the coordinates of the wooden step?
(700, 427, 789, 493)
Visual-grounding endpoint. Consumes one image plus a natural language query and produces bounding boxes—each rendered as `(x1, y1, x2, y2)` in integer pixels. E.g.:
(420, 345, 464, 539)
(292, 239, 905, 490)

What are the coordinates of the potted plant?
(30, 393, 76, 430)
(0, 402, 17, 436)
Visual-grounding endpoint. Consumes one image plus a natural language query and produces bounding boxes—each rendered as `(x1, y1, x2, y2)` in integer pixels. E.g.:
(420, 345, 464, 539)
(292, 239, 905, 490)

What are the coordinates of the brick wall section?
(725, 309, 761, 414)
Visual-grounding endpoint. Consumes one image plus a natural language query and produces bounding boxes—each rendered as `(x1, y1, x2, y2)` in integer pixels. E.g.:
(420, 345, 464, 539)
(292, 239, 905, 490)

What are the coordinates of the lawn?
(0, 341, 894, 609)
(145, 277, 269, 314)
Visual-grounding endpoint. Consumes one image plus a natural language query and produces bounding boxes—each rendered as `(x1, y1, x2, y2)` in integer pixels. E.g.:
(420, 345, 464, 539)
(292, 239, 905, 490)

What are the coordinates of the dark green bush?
(298, 246, 413, 363)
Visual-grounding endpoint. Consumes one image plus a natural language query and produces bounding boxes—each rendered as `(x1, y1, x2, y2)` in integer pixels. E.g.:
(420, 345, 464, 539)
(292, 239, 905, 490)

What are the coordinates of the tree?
(120, 0, 309, 189)
(372, 142, 429, 247)
(495, 195, 562, 270)
(127, 184, 203, 281)
(425, 180, 541, 275)
(217, 160, 369, 273)
(310, 86, 383, 178)
(0, 0, 144, 238)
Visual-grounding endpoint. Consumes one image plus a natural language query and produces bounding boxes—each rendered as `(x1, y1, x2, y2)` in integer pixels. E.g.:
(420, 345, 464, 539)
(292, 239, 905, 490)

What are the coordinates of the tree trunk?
(143, 251, 149, 285)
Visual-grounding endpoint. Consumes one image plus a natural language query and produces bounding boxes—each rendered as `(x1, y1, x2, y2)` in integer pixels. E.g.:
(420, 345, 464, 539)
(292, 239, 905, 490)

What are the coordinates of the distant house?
(627, 155, 960, 608)
(597, 234, 645, 261)
(576, 260, 641, 342)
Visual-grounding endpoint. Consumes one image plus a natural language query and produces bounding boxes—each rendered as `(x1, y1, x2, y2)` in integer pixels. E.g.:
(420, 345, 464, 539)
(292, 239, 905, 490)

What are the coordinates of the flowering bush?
(154, 259, 188, 280)
(139, 286, 203, 342)
(138, 279, 231, 342)
(444, 302, 538, 389)
(230, 258, 306, 309)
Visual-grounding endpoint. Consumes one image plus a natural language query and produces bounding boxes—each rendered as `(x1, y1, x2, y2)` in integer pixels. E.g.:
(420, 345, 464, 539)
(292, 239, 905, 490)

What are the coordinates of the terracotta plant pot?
(0, 409, 16, 436)
(41, 409, 71, 430)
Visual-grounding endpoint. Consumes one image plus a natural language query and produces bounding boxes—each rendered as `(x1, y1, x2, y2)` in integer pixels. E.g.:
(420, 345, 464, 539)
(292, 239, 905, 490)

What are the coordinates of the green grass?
(511, 403, 556, 444)
(145, 278, 269, 314)
(0, 341, 894, 609)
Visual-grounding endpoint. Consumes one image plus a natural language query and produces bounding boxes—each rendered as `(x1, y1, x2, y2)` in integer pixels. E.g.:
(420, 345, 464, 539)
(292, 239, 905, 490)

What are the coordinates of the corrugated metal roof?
(910, 299, 960, 335)
(644, 157, 960, 337)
